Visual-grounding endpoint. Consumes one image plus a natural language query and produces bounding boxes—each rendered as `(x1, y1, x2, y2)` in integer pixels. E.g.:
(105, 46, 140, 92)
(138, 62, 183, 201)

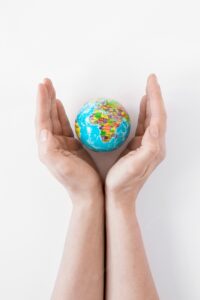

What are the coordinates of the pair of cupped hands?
(35, 74, 167, 204)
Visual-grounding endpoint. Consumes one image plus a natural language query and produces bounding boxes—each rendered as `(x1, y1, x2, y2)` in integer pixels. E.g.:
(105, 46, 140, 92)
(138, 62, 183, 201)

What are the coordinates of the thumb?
(136, 124, 160, 166)
(142, 124, 159, 146)
(38, 129, 54, 162)
(39, 129, 49, 143)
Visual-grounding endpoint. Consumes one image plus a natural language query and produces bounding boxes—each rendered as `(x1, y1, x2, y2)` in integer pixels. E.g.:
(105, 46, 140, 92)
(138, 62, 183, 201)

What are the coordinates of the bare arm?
(106, 196, 159, 300)
(105, 74, 167, 300)
(51, 191, 104, 300)
(35, 79, 104, 300)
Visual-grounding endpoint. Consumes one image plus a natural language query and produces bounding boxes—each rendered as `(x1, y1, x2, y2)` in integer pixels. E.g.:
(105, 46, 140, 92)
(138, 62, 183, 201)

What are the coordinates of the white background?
(0, 0, 200, 299)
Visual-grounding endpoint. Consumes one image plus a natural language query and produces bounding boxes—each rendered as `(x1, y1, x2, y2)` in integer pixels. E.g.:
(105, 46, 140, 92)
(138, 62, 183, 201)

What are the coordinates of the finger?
(56, 99, 74, 137)
(146, 74, 167, 133)
(38, 128, 68, 170)
(135, 95, 147, 136)
(43, 78, 62, 135)
(122, 126, 160, 180)
(144, 94, 151, 129)
(134, 125, 161, 169)
(139, 121, 166, 167)
(35, 83, 53, 140)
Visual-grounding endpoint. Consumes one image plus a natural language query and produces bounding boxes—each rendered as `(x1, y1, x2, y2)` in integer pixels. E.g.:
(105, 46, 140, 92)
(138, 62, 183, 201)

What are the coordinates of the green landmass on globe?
(75, 98, 131, 152)
(89, 100, 129, 142)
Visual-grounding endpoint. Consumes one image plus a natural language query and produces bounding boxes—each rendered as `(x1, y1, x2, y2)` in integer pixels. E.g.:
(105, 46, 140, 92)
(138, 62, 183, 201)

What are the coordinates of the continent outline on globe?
(75, 98, 131, 152)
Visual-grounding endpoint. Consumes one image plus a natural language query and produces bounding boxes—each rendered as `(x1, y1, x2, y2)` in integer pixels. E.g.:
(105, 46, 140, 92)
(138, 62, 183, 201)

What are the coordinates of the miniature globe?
(75, 98, 131, 152)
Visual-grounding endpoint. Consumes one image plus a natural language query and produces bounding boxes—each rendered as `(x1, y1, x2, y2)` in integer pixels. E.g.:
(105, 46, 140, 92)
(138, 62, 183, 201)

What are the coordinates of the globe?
(75, 98, 131, 152)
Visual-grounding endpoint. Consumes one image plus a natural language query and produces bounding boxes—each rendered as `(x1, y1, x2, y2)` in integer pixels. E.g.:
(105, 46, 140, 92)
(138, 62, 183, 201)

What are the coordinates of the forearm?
(106, 192, 159, 300)
(51, 189, 104, 300)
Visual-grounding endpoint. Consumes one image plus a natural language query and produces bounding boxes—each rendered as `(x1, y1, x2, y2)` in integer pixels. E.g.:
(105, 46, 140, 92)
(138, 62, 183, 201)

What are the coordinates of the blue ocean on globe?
(75, 98, 131, 152)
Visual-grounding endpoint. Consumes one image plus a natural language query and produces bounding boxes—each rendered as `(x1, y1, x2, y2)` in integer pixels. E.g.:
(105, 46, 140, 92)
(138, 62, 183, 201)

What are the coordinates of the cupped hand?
(35, 79, 102, 201)
(106, 74, 167, 201)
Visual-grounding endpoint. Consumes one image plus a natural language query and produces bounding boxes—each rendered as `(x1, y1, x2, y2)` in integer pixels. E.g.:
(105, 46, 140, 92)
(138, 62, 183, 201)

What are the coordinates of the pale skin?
(35, 74, 167, 300)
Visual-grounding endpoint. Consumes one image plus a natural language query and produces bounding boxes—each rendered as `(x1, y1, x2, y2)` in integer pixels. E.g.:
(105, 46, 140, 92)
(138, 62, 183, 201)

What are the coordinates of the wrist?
(68, 183, 104, 207)
(106, 193, 137, 219)
(105, 186, 138, 207)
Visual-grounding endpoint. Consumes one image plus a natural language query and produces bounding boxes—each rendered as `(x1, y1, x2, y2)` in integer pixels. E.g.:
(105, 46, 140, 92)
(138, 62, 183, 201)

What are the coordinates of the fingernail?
(150, 125, 159, 138)
(40, 129, 48, 142)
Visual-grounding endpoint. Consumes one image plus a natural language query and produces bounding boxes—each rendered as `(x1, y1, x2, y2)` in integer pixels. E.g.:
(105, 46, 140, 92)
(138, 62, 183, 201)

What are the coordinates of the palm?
(106, 75, 166, 194)
(108, 96, 148, 179)
(35, 79, 101, 190)
(51, 134, 99, 173)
